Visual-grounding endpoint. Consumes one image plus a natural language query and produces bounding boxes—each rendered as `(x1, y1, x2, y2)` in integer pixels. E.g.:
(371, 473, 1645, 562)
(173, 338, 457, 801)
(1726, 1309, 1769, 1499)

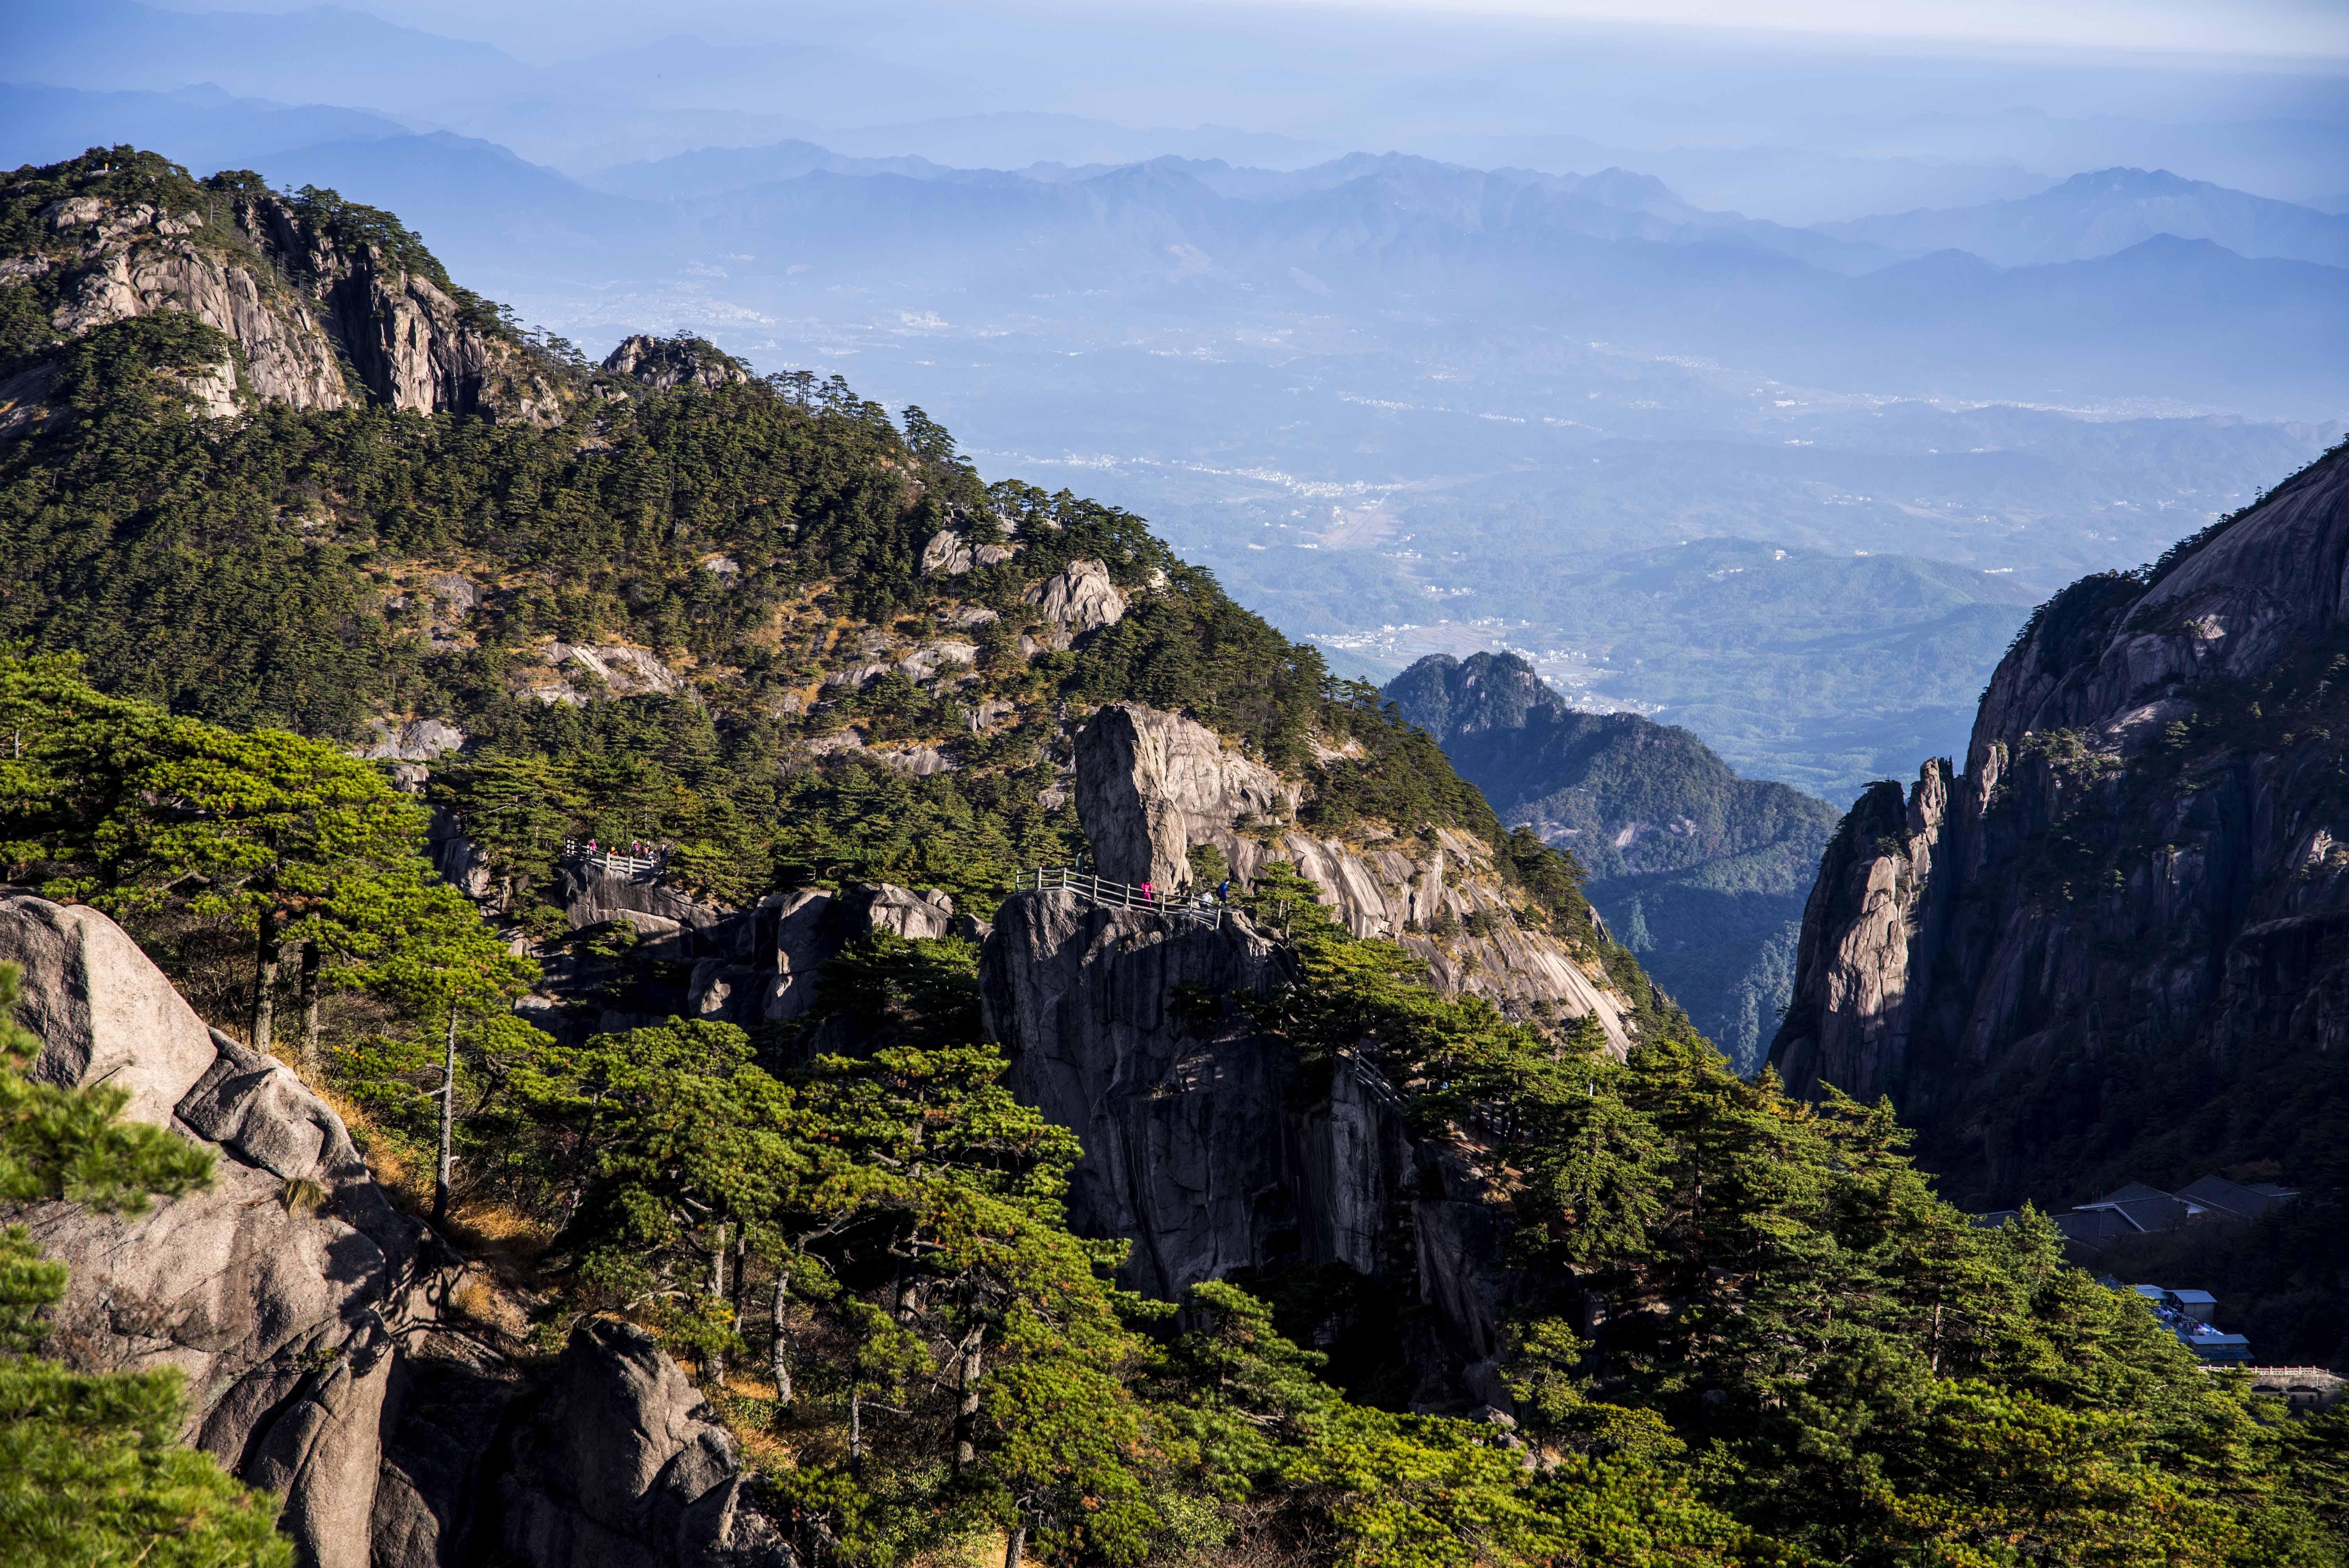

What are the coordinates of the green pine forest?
(2, 147, 2348, 1567)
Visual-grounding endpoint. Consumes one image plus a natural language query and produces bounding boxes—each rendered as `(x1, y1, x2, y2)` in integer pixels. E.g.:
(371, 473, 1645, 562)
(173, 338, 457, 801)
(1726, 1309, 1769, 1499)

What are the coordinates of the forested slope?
(4, 145, 2347, 1568)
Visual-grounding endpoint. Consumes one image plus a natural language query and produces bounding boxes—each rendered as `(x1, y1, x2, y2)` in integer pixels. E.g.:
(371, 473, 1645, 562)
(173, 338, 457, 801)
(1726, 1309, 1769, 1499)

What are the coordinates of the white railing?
(1024, 866, 1226, 927)
(565, 840, 664, 879)
(1334, 1046, 1412, 1113)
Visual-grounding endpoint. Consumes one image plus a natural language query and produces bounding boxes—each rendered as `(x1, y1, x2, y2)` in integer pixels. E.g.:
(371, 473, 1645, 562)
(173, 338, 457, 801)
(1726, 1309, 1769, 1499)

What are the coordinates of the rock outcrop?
(920, 525, 1020, 577)
(1074, 703, 1631, 1048)
(601, 334, 748, 391)
(530, 859, 973, 1034)
(9, 893, 441, 1568)
(356, 718, 468, 762)
(3, 893, 780, 1568)
(1, 153, 566, 435)
(1768, 444, 2349, 1205)
(980, 891, 1520, 1407)
(1026, 558, 1128, 633)
(498, 1320, 790, 1568)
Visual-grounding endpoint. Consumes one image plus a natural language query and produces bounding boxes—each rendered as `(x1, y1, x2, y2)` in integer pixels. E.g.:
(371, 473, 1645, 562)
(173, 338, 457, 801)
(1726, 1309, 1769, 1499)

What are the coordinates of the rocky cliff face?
(979, 891, 1523, 1410)
(1387, 652, 1837, 1069)
(962, 700, 1653, 1409)
(0, 151, 564, 433)
(1769, 443, 2349, 1205)
(3, 893, 782, 1568)
(1074, 702, 1632, 1046)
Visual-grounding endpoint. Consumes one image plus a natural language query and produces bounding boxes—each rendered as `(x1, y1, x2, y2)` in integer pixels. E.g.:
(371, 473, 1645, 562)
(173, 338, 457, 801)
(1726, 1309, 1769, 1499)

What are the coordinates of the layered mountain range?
(0, 150, 1667, 1562)
(9, 139, 2349, 1566)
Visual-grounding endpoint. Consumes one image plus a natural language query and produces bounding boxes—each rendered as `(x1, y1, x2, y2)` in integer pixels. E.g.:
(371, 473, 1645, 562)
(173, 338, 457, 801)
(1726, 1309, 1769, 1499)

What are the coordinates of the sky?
(157, 0, 2349, 65)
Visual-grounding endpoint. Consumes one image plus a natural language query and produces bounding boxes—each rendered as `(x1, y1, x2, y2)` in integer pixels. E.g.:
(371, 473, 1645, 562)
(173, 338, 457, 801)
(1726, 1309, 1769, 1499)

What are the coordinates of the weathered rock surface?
(7, 894, 437, 1568)
(5, 893, 782, 1567)
(920, 526, 1021, 577)
(3, 170, 565, 435)
(601, 333, 748, 391)
(1074, 704, 1631, 1048)
(6, 896, 223, 1125)
(980, 891, 1522, 1407)
(355, 717, 468, 762)
(1769, 445, 2349, 1205)
(499, 1320, 791, 1568)
(1025, 558, 1128, 633)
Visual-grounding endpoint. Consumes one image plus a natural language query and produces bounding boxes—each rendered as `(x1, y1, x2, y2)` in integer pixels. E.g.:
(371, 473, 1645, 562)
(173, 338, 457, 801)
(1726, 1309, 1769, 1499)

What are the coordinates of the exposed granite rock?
(895, 640, 977, 682)
(1025, 558, 1127, 633)
(2, 173, 566, 435)
(6, 895, 436, 1568)
(601, 333, 749, 391)
(1073, 704, 1631, 1048)
(5, 896, 222, 1126)
(1076, 702, 1291, 889)
(980, 891, 1520, 1407)
(498, 1319, 791, 1568)
(919, 527, 1021, 577)
(50, 227, 348, 409)
(544, 641, 683, 697)
(839, 882, 958, 941)
(1769, 445, 2349, 1204)
(356, 717, 468, 762)
(7, 892, 782, 1566)
(869, 743, 956, 776)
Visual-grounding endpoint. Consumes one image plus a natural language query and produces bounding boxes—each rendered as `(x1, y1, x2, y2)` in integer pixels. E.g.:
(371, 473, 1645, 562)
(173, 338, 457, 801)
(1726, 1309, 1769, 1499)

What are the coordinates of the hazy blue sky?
(170, 0, 2349, 64)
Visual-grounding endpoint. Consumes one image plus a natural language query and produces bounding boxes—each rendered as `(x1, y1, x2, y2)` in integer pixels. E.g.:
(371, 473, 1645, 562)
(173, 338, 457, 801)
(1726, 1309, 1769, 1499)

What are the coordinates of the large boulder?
(498, 1319, 792, 1568)
(1074, 703, 1287, 890)
(4, 896, 435, 1568)
(1025, 558, 1127, 633)
(5, 895, 224, 1126)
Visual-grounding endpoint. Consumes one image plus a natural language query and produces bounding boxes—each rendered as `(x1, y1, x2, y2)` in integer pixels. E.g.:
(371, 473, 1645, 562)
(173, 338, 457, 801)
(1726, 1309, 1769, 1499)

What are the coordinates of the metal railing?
(1334, 1046, 1412, 1113)
(565, 840, 664, 879)
(1025, 866, 1228, 928)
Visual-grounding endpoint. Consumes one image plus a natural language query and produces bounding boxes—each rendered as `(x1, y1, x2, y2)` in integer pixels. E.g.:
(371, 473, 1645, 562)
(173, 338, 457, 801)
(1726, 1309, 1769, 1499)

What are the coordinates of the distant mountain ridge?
(164, 127, 2349, 416)
(1388, 650, 1838, 1069)
(1819, 166, 2349, 268)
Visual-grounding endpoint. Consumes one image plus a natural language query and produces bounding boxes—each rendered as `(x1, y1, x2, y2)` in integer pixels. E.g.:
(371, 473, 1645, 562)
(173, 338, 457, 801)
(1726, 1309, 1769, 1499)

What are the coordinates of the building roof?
(2088, 1181, 2180, 1208)
(2176, 1174, 2296, 1219)
(2055, 1208, 2142, 1243)
(2170, 1288, 2219, 1310)
(2101, 1195, 2191, 1233)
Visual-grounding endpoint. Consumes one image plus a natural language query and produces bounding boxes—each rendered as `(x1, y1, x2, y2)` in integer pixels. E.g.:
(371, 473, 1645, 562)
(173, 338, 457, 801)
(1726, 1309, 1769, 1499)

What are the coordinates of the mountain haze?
(1820, 166, 2349, 268)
